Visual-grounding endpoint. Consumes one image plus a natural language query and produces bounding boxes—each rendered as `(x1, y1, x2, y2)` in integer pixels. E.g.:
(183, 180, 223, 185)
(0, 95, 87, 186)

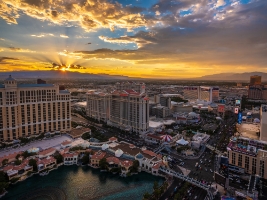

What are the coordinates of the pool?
(27, 147, 40, 153)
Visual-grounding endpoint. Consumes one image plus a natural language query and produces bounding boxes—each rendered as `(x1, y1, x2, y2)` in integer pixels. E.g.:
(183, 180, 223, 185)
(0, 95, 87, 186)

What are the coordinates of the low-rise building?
(37, 157, 57, 172)
(90, 151, 106, 167)
(62, 152, 78, 165)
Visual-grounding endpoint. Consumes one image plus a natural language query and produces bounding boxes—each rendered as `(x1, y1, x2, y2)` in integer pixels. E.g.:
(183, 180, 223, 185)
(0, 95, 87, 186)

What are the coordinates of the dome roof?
(115, 149, 124, 157)
(160, 134, 172, 142)
(101, 143, 109, 150)
(5, 75, 16, 81)
(135, 153, 144, 159)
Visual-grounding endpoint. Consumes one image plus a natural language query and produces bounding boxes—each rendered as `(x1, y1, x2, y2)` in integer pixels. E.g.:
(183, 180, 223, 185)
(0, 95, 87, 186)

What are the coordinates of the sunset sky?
(0, 0, 266, 79)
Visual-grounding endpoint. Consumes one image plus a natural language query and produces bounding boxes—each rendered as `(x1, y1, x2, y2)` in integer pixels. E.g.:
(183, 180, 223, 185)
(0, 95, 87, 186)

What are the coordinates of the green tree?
(29, 159, 38, 171)
(1, 159, 8, 166)
(153, 181, 159, 191)
(130, 160, 139, 173)
(82, 153, 89, 164)
(143, 192, 151, 200)
(14, 160, 22, 165)
(99, 158, 108, 170)
(53, 154, 63, 164)
(15, 154, 21, 160)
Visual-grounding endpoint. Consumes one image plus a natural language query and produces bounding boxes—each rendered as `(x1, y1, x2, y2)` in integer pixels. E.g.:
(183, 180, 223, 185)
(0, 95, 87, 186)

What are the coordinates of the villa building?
(90, 151, 106, 167)
(37, 156, 57, 172)
(0, 75, 71, 141)
(38, 148, 56, 158)
(62, 152, 78, 165)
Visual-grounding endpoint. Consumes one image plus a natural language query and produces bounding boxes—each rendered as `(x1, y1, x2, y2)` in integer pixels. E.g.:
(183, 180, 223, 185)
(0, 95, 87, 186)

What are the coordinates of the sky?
(0, 0, 266, 79)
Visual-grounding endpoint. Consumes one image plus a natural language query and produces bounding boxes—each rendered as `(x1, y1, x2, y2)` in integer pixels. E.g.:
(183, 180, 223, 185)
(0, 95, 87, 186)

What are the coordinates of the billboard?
(218, 104, 225, 113)
(238, 112, 242, 124)
(235, 100, 241, 105)
(234, 107, 239, 114)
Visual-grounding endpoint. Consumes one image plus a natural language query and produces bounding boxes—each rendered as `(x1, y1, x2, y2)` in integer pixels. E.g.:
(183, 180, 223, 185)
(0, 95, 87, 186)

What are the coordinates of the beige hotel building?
(227, 105, 267, 179)
(0, 75, 71, 141)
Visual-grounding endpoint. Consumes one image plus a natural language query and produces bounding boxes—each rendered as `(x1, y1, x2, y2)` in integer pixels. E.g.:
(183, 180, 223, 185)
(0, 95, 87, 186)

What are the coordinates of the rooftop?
(236, 123, 260, 140)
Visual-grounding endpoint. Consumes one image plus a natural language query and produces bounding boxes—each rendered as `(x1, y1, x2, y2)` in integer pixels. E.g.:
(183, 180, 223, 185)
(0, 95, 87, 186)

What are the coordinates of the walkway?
(0, 135, 72, 157)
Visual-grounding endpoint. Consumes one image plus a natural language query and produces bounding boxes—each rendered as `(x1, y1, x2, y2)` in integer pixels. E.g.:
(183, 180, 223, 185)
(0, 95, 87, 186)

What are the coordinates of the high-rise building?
(86, 92, 110, 122)
(154, 94, 171, 109)
(108, 89, 149, 133)
(151, 105, 171, 118)
(0, 75, 71, 141)
(212, 87, 220, 102)
(86, 83, 149, 134)
(248, 85, 263, 99)
(260, 105, 267, 142)
(182, 86, 200, 100)
(226, 104, 267, 179)
(250, 75, 261, 85)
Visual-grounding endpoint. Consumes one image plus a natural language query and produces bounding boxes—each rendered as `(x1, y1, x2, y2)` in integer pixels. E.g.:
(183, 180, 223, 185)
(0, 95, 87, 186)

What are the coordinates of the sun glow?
(60, 67, 66, 71)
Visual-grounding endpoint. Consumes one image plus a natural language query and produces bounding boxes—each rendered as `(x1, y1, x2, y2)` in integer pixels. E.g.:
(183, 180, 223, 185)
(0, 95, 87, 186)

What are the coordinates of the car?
(210, 169, 213, 173)
(205, 168, 207, 171)
(194, 196, 198, 199)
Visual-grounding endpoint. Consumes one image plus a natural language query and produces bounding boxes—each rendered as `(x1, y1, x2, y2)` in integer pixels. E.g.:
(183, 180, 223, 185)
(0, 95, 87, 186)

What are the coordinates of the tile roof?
(142, 150, 157, 158)
(39, 148, 56, 156)
(61, 140, 72, 146)
(109, 137, 118, 142)
(120, 160, 133, 168)
(63, 152, 78, 158)
(106, 157, 120, 165)
(91, 151, 106, 160)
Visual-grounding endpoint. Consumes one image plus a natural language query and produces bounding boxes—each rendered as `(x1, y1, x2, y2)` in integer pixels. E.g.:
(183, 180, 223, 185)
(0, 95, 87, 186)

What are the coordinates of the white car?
(210, 169, 213, 173)
(194, 196, 198, 199)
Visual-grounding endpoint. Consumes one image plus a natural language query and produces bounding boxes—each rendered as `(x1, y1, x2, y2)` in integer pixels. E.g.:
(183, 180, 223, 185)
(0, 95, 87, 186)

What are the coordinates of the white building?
(0, 75, 71, 141)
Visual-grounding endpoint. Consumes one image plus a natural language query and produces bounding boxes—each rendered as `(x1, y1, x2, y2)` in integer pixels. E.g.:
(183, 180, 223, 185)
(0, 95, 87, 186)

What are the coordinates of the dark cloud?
(0, 57, 19, 64)
(47, 62, 85, 70)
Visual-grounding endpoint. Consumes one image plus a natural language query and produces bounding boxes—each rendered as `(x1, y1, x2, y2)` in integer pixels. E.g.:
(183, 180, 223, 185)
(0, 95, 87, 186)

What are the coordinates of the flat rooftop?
(236, 123, 260, 140)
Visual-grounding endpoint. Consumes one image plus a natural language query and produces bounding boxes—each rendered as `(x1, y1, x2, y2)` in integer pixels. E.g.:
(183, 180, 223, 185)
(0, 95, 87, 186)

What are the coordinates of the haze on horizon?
(0, 0, 266, 79)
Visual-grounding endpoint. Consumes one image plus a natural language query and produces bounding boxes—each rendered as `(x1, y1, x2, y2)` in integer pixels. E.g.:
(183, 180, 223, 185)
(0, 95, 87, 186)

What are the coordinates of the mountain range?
(0, 70, 130, 80)
(195, 72, 267, 81)
(0, 70, 266, 81)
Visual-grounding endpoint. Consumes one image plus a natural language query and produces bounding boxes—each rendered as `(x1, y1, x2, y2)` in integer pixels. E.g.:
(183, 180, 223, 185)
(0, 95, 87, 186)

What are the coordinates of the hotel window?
(238, 154, 242, 167)
(252, 158, 257, 174)
(232, 152, 236, 165)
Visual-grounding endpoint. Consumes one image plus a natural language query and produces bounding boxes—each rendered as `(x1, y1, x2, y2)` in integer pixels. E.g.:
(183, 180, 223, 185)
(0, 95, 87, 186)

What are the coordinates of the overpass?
(205, 144, 223, 155)
(159, 167, 216, 199)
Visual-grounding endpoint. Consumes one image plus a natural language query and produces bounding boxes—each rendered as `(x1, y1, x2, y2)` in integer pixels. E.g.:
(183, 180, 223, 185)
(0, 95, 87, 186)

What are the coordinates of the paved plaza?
(0, 135, 73, 157)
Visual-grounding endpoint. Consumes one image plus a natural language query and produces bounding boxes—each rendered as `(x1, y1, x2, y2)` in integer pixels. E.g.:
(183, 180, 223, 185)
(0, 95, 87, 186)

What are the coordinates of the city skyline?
(0, 0, 267, 79)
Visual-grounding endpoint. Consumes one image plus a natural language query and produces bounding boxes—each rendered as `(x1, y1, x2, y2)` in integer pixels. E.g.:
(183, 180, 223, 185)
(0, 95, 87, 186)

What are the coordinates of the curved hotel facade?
(0, 76, 71, 141)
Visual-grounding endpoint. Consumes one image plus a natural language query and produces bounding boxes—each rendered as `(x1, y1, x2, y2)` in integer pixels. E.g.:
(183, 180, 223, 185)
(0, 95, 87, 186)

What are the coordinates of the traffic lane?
(188, 187, 207, 200)
(159, 178, 183, 200)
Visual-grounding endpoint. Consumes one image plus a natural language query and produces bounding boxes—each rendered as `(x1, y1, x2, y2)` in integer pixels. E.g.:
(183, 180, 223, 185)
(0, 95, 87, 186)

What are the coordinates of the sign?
(218, 104, 225, 113)
(238, 112, 242, 124)
(215, 172, 226, 187)
(235, 100, 241, 105)
(234, 107, 239, 114)
(235, 191, 246, 198)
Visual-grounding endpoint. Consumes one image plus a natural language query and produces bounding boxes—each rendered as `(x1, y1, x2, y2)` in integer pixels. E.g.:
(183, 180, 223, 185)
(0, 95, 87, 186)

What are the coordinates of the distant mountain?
(0, 70, 131, 80)
(196, 72, 267, 81)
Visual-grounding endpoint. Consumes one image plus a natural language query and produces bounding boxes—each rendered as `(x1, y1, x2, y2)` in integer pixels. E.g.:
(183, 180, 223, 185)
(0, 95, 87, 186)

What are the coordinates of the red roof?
(3, 165, 13, 172)
(142, 149, 157, 157)
(120, 160, 133, 168)
(147, 134, 161, 140)
(109, 137, 118, 142)
(61, 140, 72, 146)
(106, 157, 120, 165)
(63, 152, 78, 158)
(152, 162, 162, 170)
(38, 157, 56, 165)
(39, 148, 56, 156)
(91, 151, 106, 160)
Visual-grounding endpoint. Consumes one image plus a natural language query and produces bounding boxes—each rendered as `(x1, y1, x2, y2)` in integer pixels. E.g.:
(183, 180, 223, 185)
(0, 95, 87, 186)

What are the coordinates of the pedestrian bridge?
(159, 167, 216, 199)
(205, 144, 223, 155)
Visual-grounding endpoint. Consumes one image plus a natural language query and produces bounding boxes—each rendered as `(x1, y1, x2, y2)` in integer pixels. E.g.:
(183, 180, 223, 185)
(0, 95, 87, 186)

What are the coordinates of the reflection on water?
(3, 165, 164, 200)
